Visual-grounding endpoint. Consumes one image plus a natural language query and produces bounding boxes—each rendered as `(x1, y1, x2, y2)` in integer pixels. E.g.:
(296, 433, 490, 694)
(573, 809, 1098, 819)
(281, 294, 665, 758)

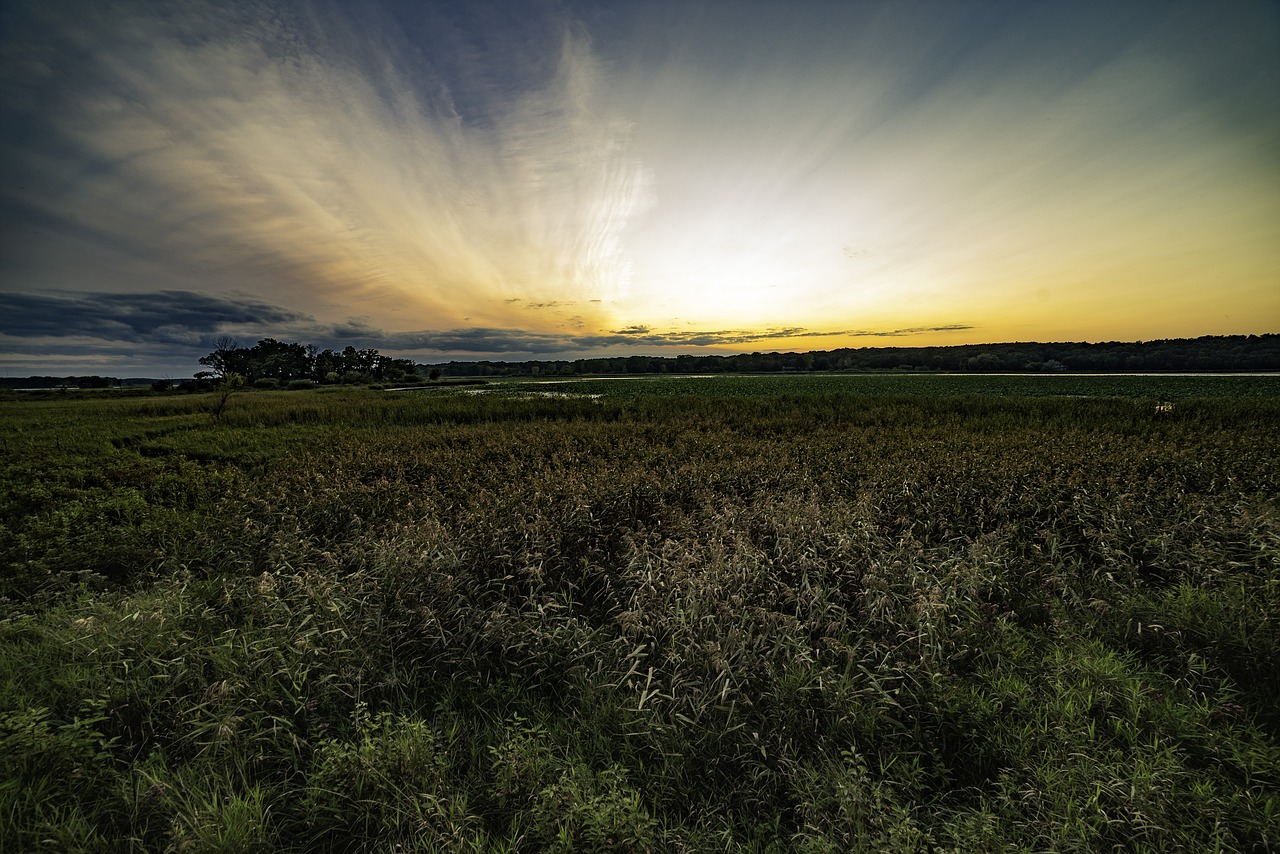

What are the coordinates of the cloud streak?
(599, 0, 1280, 335)
(1, 0, 650, 332)
(2, 0, 1276, 375)
(0, 289, 972, 368)
(381, 323, 974, 354)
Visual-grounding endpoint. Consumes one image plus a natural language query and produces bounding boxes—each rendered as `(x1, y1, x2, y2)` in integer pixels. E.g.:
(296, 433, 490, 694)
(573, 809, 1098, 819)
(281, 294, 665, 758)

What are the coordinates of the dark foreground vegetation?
(2, 378, 1278, 851)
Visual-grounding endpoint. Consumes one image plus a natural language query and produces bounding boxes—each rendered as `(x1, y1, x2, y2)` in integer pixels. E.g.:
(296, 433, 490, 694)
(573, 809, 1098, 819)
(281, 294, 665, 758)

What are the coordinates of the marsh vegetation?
(2, 377, 1278, 851)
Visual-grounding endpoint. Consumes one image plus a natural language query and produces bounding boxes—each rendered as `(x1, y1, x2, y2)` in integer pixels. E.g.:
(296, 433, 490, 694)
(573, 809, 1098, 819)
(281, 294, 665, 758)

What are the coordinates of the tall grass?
(2, 385, 1278, 850)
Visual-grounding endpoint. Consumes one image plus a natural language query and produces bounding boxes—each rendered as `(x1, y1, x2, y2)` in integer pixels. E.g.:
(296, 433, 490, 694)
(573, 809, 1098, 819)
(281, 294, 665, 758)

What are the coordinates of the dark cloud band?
(0, 289, 973, 363)
(0, 290, 309, 343)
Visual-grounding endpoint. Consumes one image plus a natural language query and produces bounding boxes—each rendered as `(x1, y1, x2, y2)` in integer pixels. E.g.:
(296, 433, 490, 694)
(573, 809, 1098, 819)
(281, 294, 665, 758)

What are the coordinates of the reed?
(2, 380, 1277, 850)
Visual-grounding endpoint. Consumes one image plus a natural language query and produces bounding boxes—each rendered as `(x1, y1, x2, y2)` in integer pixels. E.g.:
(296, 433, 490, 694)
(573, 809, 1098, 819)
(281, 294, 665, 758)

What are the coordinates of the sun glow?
(2, 0, 1276, 374)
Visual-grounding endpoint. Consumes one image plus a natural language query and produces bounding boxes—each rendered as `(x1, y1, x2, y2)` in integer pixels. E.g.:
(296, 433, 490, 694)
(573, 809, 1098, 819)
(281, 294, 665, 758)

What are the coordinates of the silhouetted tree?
(198, 337, 243, 381)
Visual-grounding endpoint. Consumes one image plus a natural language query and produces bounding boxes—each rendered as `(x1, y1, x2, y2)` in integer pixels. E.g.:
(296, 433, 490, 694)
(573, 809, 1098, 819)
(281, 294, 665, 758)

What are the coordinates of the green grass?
(2, 381, 1278, 851)
(488, 371, 1280, 401)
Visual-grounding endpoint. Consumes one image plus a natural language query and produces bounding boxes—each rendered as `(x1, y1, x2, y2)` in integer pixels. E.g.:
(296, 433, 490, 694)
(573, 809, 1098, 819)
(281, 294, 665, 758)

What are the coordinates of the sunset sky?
(2, 0, 1277, 376)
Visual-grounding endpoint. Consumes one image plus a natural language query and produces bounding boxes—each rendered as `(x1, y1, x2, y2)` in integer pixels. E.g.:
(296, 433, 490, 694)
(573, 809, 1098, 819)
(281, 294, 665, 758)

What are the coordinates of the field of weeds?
(2, 379, 1278, 851)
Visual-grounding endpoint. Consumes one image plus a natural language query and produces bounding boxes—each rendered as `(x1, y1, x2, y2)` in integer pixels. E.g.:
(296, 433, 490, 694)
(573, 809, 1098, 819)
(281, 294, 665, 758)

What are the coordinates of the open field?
(490, 372, 1280, 401)
(2, 377, 1279, 851)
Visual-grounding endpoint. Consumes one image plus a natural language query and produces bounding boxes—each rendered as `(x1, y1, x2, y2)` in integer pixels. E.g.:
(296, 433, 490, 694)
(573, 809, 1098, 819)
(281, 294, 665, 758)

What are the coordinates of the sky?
(1, 0, 1277, 377)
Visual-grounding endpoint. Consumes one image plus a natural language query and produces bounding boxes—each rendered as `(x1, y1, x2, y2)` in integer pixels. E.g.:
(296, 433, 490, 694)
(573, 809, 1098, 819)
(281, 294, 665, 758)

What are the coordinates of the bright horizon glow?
(1, 0, 1277, 375)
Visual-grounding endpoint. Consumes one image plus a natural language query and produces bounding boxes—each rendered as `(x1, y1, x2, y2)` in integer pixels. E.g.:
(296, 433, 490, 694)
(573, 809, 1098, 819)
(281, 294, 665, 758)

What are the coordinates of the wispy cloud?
(0, 288, 973, 369)
(382, 322, 975, 354)
(575, 324, 975, 349)
(602, 0, 1280, 335)
(3, 0, 1275, 376)
(1, 0, 651, 332)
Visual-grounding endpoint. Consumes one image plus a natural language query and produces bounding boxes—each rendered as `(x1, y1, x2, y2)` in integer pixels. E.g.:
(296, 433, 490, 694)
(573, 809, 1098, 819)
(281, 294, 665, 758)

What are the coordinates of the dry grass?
(2, 383, 1278, 851)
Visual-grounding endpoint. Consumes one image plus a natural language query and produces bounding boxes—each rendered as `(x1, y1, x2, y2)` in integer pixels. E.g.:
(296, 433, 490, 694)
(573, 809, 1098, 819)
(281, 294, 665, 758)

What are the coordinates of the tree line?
(195, 338, 420, 388)
(4, 333, 1275, 392)
(0, 375, 125, 390)
(425, 334, 1280, 377)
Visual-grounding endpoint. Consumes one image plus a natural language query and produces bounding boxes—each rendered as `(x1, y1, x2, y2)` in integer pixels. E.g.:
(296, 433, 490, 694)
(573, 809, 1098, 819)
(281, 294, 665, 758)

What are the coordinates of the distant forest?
(3, 334, 1277, 389)
(0, 375, 130, 390)
(425, 334, 1280, 377)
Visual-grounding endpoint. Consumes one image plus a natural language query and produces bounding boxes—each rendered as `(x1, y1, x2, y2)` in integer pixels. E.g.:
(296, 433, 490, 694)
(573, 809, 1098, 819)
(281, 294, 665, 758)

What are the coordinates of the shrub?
(301, 707, 481, 848)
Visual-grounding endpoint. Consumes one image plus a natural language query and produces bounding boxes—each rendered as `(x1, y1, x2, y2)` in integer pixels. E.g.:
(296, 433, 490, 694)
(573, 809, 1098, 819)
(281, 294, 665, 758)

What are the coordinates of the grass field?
(2, 376, 1278, 851)
(493, 372, 1280, 401)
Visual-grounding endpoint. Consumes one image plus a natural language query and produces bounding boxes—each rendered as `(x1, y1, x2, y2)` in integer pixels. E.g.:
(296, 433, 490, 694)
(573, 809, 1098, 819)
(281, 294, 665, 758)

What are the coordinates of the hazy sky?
(2, 0, 1277, 375)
